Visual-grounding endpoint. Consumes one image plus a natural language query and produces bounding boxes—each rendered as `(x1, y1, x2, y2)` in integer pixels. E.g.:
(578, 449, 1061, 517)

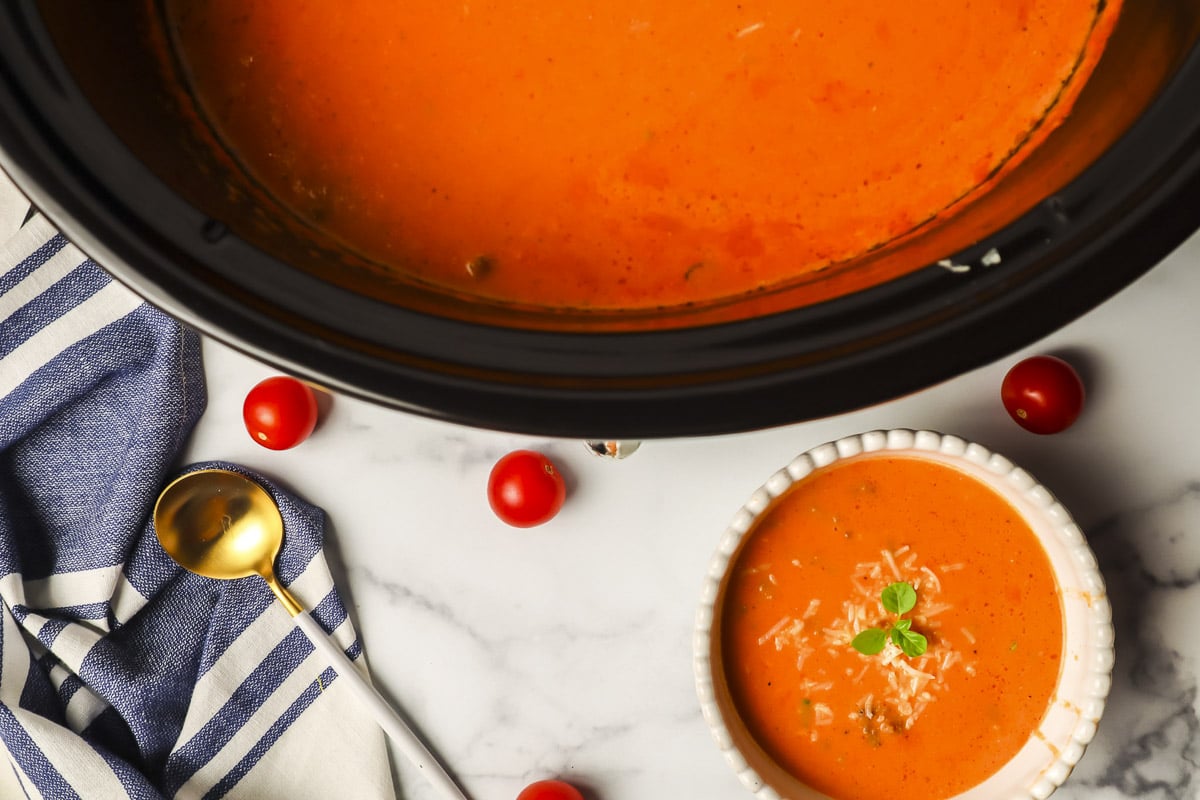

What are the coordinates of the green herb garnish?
(851, 581, 928, 658)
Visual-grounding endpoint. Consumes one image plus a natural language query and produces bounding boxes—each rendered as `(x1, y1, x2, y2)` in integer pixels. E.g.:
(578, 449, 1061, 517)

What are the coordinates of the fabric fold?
(0, 185, 394, 799)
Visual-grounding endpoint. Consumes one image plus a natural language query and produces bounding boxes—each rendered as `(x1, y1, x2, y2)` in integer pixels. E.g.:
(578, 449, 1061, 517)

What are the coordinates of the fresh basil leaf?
(881, 582, 917, 615)
(880, 584, 901, 614)
(893, 618, 912, 632)
(852, 628, 888, 655)
(896, 629, 928, 658)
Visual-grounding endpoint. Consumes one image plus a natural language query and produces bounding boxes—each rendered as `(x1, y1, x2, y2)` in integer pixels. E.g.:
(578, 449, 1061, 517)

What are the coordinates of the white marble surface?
(177, 228, 1200, 800)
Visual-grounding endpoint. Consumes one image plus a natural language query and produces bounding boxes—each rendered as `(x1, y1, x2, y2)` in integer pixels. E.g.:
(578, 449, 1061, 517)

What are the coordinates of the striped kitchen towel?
(0, 175, 395, 799)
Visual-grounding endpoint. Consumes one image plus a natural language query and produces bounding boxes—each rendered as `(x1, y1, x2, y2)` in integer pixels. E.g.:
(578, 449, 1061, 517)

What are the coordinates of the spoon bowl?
(154, 468, 299, 614)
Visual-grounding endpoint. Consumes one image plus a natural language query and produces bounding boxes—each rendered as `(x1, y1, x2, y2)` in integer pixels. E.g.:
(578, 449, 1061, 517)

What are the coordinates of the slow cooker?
(1, 1, 1198, 437)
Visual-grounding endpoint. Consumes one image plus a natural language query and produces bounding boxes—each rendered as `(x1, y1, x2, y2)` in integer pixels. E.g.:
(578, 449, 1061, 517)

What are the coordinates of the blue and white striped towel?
(0, 171, 395, 799)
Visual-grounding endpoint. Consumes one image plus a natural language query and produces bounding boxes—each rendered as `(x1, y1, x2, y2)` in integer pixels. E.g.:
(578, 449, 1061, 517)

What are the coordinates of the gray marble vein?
(1059, 484, 1200, 800)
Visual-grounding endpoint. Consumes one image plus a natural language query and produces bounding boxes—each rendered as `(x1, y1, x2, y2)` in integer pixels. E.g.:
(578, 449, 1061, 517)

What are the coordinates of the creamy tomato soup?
(720, 455, 1063, 800)
(163, 1, 1118, 310)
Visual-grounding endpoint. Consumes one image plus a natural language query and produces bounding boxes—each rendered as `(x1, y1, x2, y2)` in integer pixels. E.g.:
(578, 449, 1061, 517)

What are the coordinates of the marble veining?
(1061, 484, 1200, 800)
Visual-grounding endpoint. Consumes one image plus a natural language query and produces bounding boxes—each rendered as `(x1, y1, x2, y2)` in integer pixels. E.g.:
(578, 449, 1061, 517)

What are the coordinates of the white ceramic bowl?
(694, 429, 1113, 800)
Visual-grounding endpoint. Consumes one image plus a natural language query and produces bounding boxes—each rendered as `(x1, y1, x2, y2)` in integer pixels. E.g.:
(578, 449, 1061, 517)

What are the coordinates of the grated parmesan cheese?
(920, 566, 942, 592)
(921, 601, 952, 617)
(758, 616, 792, 646)
(881, 549, 901, 580)
(754, 546, 974, 747)
(806, 548, 973, 743)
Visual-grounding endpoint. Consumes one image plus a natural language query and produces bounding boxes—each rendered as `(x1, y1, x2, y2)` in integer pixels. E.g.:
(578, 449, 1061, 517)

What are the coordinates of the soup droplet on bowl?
(694, 430, 1113, 800)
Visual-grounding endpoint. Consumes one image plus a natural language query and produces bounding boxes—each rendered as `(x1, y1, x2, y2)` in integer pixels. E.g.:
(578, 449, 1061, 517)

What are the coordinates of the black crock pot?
(1, 2, 1199, 438)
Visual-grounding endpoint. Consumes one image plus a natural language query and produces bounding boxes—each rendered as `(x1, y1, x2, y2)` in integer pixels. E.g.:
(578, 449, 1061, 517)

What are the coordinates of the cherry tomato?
(488, 450, 567, 527)
(1001, 355, 1085, 434)
(516, 779, 585, 800)
(242, 376, 320, 450)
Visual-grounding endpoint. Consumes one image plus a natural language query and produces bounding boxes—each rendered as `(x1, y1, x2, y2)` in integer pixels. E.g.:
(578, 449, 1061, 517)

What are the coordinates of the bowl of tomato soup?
(695, 430, 1112, 800)
(1, 3, 1199, 434)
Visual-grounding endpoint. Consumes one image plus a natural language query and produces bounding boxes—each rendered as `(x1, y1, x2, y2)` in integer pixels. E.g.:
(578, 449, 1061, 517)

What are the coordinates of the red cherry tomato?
(488, 450, 567, 527)
(242, 376, 320, 450)
(1001, 355, 1085, 434)
(516, 780, 585, 800)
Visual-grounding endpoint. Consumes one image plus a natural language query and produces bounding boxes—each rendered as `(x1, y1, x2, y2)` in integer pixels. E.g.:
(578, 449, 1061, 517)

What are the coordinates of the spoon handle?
(292, 611, 471, 800)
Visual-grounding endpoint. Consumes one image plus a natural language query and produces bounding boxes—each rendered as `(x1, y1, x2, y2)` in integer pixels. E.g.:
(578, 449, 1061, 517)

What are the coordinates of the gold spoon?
(154, 468, 470, 800)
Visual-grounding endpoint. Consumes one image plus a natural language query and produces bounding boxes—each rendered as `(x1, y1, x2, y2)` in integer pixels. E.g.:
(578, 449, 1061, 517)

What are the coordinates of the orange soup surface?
(164, 1, 1116, 310)
(721, 455, 1063, 799)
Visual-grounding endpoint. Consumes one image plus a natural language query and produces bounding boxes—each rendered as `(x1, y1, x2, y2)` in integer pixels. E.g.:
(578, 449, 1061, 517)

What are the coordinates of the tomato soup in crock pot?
(720, 455, 1064, 799)
(163, 0, 1118, 310)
